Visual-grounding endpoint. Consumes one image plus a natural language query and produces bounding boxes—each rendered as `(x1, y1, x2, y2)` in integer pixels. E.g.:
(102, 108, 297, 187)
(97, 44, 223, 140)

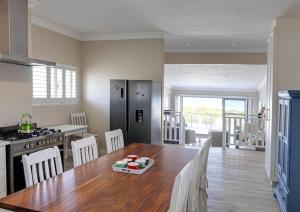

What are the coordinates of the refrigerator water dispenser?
(136, 110, 144, 123)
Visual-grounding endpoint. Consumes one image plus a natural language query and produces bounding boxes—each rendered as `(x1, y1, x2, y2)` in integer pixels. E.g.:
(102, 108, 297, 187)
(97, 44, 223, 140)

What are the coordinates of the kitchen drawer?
(0, 147, 5, 170)
(0, 169, 6, 196)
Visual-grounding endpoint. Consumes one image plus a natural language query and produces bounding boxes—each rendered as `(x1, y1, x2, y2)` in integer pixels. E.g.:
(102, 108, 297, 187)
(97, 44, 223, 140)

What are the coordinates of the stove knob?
(30, 143, 34, 148)
(25, 144, 30, 149)
(38, 141, 42, 146)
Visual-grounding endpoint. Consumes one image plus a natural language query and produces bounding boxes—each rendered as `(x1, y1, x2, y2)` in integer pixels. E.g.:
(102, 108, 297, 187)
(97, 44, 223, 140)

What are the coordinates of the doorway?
(182, 97, 223, 135)
(177, 95, 250, 140)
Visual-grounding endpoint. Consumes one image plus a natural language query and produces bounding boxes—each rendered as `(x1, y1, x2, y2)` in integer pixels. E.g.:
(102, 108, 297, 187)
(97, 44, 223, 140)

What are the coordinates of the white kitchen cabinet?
(0, 145, 7, 197)
(0, 147, 5, 170)
(0, 170, 6, 197)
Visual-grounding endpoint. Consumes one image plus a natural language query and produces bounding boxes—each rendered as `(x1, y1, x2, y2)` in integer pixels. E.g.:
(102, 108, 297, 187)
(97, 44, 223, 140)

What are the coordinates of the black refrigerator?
(110, 80, 162, 145)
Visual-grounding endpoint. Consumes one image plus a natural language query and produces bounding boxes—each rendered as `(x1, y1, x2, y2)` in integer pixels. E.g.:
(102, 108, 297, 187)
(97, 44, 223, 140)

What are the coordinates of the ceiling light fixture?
(232, 42, 236, 47)
(186, 43, 191, 47)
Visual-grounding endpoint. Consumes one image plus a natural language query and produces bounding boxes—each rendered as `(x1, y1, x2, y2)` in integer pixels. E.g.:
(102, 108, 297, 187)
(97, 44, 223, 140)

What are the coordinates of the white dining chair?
(22, 146, 63, 188)
(187, 146, 206, 212)
(71, 112, 87, 126)
(70, 112, 98, 138)
(168, 161, 193, 212)
(105, 129, 124, 154)
(200, 137, 212, 212)
(203, 137, 212, 182)
(71, 136, 98, 168)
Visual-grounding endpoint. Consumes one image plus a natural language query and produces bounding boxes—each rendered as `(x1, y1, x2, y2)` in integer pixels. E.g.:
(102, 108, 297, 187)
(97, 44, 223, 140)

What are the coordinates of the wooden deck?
(207, 148, 280, 212)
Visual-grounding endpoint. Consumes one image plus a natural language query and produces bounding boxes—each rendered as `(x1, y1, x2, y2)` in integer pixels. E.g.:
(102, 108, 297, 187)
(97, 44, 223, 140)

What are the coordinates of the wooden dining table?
(0, 143, 198, 212)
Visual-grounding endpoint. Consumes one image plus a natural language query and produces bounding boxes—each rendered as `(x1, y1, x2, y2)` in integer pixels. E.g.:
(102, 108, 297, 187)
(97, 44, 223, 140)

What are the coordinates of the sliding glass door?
(182, 97, 223, 134)
(222, 98, 249, 147)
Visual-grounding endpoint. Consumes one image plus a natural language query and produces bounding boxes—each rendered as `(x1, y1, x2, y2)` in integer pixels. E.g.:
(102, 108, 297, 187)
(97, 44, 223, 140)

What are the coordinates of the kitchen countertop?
(49, 124, 88, 132)
(0, 140, 10, 146)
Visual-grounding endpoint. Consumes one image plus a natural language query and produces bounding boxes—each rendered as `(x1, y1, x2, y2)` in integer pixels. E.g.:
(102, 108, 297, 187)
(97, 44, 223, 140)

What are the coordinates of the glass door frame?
(175, 95, 252, 148)
(222, 98, 250, 147)
(222, 98, 249, 117)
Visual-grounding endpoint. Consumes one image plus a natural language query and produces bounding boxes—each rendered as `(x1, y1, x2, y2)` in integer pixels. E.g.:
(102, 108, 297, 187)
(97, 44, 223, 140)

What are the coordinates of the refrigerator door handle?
(125, 81, 130, 132)
(127, 114, 130, 132)
(120, 88, 124, 98)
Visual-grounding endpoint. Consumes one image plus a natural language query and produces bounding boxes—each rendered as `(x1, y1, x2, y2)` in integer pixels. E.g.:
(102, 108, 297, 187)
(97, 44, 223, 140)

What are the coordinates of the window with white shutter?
(50, 68, 63, 98)
(65, 69, 77, 98)
(32, 66, 47, 98)
(32, 64, 78, 105)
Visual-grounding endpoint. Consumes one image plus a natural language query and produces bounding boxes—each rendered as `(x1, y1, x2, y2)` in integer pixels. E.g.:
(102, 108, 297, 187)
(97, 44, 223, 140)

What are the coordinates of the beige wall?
(30, 25, 81, 127)
(276, 28, 300, 90)
(0, 0, 9, 54)
(165, 53, 267, 64)
(258, 78, 267, 107)
(81, 39, 165, 151)
(30, 25, 81, 67)
(163, 86, 172, 110)
(0, 63, 32, 127)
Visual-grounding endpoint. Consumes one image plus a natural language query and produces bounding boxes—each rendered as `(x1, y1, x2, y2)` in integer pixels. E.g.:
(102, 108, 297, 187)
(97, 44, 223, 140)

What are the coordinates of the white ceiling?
(164, 64, 267, 92)
(31, 0, 300, 52)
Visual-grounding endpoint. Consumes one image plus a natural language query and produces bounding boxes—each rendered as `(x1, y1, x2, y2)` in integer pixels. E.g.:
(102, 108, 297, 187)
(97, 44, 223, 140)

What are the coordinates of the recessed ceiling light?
(186, 43, 191, 47)
(232, 42, 236, 47)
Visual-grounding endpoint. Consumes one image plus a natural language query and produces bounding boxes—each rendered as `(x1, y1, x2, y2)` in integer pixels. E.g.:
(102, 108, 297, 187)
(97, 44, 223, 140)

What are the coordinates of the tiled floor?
(207, 148, 280, 212)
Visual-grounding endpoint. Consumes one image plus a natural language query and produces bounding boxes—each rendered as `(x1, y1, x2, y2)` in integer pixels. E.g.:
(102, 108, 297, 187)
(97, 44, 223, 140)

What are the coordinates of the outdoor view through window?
(182, 97, 246, 135)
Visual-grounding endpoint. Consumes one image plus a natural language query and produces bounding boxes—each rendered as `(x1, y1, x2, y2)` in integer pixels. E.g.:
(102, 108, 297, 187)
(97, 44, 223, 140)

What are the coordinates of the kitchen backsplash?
(0, 63, 32, 127)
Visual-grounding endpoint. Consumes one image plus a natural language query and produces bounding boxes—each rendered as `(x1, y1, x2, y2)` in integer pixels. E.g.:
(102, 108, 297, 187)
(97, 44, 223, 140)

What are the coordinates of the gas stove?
(0, 125, 65, 194)
(0, 125, 61, 142)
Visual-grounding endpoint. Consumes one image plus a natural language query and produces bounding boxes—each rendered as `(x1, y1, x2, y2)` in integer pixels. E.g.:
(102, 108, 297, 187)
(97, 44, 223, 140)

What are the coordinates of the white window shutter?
(50, 68, 63, 98)
(33, 65, 78, 105)
(32, 66, 47, 98)
(65, 70, 77, 98)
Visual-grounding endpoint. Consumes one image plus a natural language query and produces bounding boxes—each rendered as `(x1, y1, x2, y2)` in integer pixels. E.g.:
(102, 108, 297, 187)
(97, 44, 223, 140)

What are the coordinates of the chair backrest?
(197, 137, 212, 212)
(105, 129, 124, 154)
(22, 146, 63, 188)
(202, 137, 212, 179)
(71, 112, 87, 126)
(71, 136, 98, 168)
(169, 161, 193, 212)
(187, 146, 206, 212)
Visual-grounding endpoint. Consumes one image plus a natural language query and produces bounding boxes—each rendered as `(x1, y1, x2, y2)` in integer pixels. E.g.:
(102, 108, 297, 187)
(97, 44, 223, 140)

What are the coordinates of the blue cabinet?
(276, 91, 300, 212)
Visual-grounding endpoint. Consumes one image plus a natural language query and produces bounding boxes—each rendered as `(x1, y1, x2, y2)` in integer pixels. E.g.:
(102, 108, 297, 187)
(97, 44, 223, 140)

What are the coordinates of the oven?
(6, 133, 65, 194)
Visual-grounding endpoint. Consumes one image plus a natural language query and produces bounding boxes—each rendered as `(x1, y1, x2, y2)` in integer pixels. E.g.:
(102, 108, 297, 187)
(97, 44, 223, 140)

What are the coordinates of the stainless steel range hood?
(0, 53, 56, 66)
(0, 0, 56, 66)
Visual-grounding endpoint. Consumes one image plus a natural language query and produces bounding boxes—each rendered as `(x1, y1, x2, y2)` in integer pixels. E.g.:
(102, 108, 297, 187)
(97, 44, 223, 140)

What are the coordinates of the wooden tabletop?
(0, 143, 198, 212)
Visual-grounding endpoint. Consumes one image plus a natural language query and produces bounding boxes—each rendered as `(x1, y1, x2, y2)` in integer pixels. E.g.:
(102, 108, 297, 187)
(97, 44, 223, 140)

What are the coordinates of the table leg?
(64, 136, 69, 159)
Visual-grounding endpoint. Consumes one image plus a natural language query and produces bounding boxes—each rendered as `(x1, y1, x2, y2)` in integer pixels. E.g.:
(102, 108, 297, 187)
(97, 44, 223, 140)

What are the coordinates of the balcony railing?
(183, 112, 222, 135)
(223, 114, 266, 150)
(163, 111, 186, 145)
